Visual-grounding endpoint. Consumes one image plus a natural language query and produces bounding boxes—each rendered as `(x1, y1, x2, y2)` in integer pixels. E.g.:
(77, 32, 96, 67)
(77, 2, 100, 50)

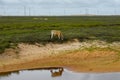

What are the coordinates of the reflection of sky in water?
(0, 69, 120, 80)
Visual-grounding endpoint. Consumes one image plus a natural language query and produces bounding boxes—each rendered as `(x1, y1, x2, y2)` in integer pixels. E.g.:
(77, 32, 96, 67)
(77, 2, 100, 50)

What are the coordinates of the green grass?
(0, 16, 120, 53)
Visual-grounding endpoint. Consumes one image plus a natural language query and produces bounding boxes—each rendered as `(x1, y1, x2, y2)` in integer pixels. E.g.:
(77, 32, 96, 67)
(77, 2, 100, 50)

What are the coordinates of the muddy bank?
(0, 40, 120, 73)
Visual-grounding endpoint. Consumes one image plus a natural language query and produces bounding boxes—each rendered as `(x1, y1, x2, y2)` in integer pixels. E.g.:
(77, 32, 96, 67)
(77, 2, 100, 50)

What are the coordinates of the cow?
(50, 30, 64, 40)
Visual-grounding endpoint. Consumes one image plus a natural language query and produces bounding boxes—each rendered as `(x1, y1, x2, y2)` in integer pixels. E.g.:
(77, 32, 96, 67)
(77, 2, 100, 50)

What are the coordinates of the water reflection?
(50, 67, 63, 77)
(0, 67, 120, 80)
(0, 71, 20, 78)
(0, 67, 63, 78)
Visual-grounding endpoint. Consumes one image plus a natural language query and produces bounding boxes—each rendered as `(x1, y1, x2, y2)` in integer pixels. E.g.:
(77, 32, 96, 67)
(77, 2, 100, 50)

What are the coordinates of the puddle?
(0, 67, 120, 80)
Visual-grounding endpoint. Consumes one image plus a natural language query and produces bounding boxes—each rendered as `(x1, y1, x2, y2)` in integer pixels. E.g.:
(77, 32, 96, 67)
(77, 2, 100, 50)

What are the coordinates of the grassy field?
(0, 16, 120, 53)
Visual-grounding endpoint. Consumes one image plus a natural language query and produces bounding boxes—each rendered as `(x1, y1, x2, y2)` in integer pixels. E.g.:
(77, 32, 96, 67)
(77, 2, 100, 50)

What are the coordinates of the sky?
(0, 0, 120, 16)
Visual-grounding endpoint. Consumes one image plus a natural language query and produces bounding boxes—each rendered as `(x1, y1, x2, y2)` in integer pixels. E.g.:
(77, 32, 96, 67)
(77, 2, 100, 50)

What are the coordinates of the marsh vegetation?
(0, 16, 120, 53)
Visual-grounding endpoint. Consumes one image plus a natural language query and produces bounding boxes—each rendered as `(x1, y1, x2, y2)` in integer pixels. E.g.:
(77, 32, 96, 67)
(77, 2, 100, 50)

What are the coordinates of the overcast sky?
(0, 0, 120, 16)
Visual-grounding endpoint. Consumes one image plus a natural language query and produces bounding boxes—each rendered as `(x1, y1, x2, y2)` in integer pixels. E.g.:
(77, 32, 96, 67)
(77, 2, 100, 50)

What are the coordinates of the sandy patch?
(0, 40, 120, 73)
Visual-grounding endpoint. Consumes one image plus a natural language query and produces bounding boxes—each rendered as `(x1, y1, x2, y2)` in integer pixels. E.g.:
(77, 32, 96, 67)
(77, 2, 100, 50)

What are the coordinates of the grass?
(0, 16, 120, 53)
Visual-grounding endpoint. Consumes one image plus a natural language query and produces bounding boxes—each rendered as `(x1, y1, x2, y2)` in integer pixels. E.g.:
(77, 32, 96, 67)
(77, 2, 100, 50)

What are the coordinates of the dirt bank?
(0, 40, 120, 73)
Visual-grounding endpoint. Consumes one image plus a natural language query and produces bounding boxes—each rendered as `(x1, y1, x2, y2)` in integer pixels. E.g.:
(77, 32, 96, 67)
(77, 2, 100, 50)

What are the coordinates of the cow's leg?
(51, 33, 53, 39)
(58, 34, 61, 40)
